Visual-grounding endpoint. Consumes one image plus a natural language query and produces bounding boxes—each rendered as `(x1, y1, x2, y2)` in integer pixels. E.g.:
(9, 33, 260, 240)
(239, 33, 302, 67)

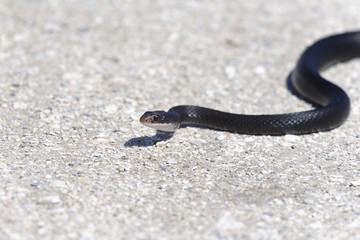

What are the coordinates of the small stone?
(224, 66, 236, 79)
(63, 72, 83, 80)
(284, 135, 300, 142)
(350, 180, 360, 187)
(39, 195, 61, 204)
(167, 158, 177, 164)
(50, 180, 67, 188)
(216, 211, 244, 231)
(216, 134, 226, 140)
(254, 65, 265, 75)
(14, 101, 28, 109)
(105, 104, 118, 114)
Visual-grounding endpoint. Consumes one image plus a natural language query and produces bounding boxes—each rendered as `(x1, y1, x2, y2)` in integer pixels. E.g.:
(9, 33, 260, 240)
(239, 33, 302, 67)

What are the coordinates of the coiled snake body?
(140, 32, 360, 135)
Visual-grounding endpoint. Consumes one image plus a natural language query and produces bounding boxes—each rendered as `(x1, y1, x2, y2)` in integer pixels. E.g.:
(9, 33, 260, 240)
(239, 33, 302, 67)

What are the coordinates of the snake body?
(140, 32, 360, 135)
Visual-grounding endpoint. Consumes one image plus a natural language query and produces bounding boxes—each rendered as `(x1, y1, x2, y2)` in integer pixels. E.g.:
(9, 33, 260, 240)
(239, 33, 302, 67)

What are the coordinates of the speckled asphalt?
(0, 1, 360, 239)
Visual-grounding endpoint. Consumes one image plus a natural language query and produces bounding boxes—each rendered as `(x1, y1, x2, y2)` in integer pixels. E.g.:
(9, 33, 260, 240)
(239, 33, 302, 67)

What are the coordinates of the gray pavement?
(1, 0, 360, 239)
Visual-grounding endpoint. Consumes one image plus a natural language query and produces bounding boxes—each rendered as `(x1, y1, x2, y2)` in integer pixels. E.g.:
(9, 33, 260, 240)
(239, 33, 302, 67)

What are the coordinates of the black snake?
(140, 32, 359, 135)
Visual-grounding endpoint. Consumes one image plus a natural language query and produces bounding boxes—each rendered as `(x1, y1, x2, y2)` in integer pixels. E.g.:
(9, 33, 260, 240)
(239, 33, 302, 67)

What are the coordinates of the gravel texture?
(1, 0, 360, 239)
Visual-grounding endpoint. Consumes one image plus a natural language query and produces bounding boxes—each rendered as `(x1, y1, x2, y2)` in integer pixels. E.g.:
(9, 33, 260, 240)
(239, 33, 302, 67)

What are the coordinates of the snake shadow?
(124, 131, 174, 147)
(124, 125, 208, 147)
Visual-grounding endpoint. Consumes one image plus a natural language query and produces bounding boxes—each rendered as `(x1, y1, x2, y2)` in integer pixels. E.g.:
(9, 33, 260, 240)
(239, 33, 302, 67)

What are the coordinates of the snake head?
(140, 111, 180, 132)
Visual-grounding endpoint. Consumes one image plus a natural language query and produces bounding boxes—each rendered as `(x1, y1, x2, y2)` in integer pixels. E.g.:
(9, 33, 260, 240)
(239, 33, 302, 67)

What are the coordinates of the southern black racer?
(140, 32, 359, 135)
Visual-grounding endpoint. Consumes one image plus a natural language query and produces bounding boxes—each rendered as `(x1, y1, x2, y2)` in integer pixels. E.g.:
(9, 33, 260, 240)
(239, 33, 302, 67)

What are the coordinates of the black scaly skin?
(165, 32, 360, 135)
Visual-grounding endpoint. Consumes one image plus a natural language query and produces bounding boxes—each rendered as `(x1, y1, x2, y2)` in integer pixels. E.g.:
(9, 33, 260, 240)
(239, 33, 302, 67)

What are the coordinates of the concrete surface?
(0, 0, 360, 239)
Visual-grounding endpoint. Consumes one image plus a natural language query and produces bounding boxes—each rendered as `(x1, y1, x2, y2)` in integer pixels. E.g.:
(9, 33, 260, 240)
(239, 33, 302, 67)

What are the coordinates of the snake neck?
(168, 105, 209, 126)
(168, 105, 243, 132)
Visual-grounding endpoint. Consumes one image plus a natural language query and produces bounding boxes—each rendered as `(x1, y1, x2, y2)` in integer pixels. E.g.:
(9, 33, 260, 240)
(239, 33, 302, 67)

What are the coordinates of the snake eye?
(152, 115, 160, 122)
